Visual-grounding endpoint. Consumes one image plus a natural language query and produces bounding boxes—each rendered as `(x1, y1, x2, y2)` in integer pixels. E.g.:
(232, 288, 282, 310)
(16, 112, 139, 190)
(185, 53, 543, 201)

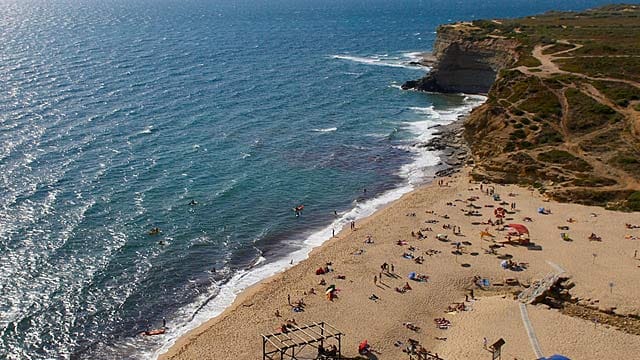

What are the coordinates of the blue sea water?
(1, 0, 634, 358)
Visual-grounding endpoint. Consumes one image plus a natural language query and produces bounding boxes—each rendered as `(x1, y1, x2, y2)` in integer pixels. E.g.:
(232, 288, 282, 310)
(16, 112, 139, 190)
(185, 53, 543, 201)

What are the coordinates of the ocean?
(0, 0, 632, 358)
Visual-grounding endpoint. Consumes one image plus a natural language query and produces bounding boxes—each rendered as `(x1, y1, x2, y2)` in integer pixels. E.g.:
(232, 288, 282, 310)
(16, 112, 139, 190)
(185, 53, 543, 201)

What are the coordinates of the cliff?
(407, 5, 640, 210)
(402, 23, 519, 94)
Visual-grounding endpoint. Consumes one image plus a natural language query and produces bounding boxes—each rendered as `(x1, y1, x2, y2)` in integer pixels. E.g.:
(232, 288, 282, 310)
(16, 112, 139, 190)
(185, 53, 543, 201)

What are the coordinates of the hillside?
(405, 4, 640, 210)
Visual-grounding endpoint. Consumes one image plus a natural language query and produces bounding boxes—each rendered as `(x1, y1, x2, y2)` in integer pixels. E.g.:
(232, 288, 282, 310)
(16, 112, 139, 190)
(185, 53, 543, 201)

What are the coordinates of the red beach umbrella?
(507, 223, 529, 235)
(358, 340, 369, 353)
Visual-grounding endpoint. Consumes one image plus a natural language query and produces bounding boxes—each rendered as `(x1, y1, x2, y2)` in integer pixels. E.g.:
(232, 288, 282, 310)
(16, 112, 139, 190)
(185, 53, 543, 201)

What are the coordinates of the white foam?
(408, 106, 438, 116)
(331, 54, 428, 71)
(311, 127, 337, 133)
(149, 94, 487, 360)
(138, 125, 153, 135)
(402, 51, 426, 63)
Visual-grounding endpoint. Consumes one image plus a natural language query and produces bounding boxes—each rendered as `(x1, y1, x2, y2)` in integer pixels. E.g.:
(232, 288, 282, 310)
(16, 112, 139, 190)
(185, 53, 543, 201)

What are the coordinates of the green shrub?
(504, 142, 516, 152)
(565, 88, 622, 132)
(538, 150, 592, 171)
(510, 129, 527, 139)
(628, 191, 640, 202)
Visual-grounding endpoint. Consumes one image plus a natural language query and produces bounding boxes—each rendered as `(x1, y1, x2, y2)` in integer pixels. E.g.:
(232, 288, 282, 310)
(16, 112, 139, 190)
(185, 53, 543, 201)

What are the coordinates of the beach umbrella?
(408, 272, 416, 280)
(358, 340, 369, 352)
(507, 223, 529, 235)
(544, 356, 571, 360)
(326, 285, 336, 292)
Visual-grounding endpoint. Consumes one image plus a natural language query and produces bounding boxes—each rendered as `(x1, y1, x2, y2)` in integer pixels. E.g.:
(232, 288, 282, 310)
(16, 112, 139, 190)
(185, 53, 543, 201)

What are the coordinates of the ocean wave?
(408, 106, 437, 116)
(311, 127, 337, 133)
(138, 125, 154, 135)
(331, 54, 428, 70)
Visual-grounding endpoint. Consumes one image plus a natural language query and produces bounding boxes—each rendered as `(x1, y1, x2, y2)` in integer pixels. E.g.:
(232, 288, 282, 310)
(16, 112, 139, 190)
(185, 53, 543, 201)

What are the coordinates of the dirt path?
(515, 42, 640, 89)
(507, 40, 640, 195)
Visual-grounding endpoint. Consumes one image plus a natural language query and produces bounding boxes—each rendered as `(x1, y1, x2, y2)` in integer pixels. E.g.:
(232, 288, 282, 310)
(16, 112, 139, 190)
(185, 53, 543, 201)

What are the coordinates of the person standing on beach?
(374, 275, 377, 285)
(288, 294, 291, 306)
(483, 337, 488, 349)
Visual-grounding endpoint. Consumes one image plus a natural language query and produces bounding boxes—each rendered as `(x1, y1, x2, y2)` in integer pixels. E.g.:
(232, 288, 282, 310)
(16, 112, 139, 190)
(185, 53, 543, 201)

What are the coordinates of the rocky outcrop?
(402, 24, 519, 94)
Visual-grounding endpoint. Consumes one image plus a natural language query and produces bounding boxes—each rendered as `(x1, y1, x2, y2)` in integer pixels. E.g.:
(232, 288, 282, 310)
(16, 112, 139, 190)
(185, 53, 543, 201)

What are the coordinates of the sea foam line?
(331, 54, 429, 71)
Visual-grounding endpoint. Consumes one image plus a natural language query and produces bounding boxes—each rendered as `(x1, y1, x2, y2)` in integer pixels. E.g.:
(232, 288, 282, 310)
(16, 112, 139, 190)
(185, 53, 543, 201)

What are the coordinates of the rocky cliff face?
(402, 24, 519, 94)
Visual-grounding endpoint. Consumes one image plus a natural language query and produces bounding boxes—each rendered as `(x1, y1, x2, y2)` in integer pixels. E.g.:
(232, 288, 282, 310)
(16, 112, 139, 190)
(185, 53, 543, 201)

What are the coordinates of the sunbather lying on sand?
(396, 282, 413, 293)
(403, 322, 420, 331)
(433, 317, 451, 329)
(589, 233, 602, 241)
(446, 303, 467, 312)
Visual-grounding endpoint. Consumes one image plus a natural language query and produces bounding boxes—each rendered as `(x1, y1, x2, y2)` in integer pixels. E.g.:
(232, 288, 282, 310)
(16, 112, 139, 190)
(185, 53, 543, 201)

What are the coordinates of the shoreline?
(153, 98, 480, 359)
(160, 164, 640, 359)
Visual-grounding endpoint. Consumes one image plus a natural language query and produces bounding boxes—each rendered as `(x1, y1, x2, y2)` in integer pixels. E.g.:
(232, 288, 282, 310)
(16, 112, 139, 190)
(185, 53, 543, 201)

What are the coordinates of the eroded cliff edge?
(406, 5, 640, 210)
(402, 23, 519, 94)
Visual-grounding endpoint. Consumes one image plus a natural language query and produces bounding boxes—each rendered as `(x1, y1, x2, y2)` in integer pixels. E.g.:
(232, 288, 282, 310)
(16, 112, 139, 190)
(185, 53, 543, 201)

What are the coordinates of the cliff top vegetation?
(455, 4, 640, 210)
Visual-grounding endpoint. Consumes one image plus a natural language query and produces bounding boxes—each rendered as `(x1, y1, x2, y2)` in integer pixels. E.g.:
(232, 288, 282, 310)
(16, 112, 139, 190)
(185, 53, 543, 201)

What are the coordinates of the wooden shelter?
(262, 322, 343, 360)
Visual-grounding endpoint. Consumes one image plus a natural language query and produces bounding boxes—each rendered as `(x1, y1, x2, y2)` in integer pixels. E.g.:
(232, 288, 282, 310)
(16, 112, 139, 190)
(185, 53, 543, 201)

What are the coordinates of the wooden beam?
(323, 322, 343, 336)
(262, 334, 285, 352)
(285, 328, 314, 345)
(290, 324, 317, 342)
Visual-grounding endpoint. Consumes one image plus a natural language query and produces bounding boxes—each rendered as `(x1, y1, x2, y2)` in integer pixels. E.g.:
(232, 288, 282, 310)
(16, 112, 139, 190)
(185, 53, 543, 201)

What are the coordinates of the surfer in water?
(189, 199, 198, 206)
(293, 205, 304, 217)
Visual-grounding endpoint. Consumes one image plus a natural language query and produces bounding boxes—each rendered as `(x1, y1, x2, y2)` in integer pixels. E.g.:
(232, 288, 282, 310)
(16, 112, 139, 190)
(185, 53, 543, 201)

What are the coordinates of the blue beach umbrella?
(542, 355, 571, 360)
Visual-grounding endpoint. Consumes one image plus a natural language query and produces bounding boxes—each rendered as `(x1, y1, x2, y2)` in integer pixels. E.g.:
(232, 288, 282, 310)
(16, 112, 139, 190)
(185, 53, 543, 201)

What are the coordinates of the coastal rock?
(402, 23, 518, 94)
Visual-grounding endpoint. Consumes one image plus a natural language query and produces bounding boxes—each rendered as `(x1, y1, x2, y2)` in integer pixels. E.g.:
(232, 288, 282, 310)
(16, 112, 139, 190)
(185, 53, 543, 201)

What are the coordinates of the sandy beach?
(160, 168, 640, 360)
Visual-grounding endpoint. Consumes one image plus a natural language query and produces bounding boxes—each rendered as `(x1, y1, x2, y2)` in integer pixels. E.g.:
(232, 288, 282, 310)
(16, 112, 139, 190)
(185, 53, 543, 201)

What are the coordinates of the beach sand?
(160, 168, 640, 359)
